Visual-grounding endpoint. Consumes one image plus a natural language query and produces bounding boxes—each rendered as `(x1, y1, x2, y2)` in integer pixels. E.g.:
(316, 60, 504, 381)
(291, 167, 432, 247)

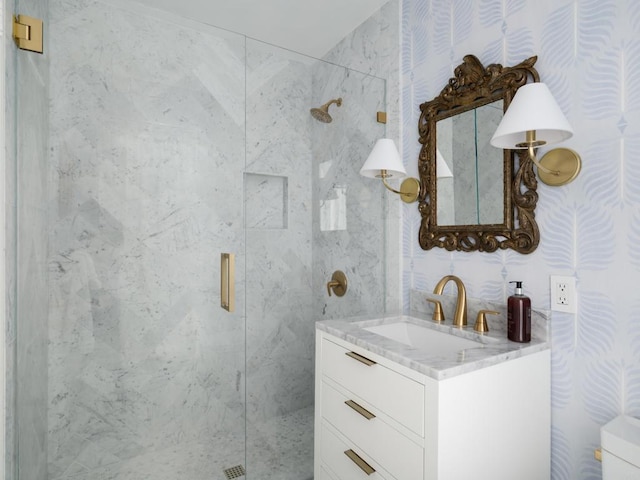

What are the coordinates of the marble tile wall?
(310, 62, 387, 320)
(402, 0, 640, 478)
(48, 1, 246, 478)
(317, 0, 401, 318)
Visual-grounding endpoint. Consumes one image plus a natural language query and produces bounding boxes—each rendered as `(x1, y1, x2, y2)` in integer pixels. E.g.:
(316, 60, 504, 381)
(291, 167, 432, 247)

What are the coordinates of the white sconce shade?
(360, 139, 407, 178)
(436, 149, 454, 179)
(360, 139, 420, 203)
(490, 82, 581, 186)
(490, 83, 573, 149)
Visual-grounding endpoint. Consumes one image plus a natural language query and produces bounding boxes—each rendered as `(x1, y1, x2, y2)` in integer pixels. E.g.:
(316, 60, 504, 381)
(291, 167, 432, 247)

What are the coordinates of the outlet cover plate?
(550, 275, 577, 314)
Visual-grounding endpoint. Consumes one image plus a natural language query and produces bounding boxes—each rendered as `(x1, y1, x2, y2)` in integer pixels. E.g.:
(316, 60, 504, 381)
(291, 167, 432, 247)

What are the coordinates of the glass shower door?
(244, 39, 387, 480)
(11, 0, 50, 479)
(45, 2, 247, 479)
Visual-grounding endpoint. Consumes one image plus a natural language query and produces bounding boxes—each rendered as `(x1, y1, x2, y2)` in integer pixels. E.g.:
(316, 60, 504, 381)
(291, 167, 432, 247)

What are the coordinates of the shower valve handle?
(327, 270, 348, 297)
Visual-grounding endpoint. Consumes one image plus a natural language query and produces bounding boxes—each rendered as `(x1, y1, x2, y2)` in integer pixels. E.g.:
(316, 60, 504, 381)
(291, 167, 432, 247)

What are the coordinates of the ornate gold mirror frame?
(417, 55, 541, 254)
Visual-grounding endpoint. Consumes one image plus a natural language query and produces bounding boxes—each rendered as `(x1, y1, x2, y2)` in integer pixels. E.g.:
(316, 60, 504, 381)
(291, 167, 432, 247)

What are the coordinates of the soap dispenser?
(508, 281, 531, 343)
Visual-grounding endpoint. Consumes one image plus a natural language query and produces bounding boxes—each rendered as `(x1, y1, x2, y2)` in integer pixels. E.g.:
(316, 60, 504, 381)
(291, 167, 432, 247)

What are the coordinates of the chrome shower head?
(310, 97, 342, 123)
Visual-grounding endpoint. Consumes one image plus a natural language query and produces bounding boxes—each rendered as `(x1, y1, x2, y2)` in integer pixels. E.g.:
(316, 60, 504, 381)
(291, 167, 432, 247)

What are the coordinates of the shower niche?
(245, 173, 289, 230)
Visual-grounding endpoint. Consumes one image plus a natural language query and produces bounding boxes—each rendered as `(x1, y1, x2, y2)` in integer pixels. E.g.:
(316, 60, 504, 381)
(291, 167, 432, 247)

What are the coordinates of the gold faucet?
(433, 275, 467, 327)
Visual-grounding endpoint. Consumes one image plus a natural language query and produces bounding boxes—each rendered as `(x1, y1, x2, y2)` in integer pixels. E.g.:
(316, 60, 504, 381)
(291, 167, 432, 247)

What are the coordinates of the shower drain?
(223, 464, 246, 479)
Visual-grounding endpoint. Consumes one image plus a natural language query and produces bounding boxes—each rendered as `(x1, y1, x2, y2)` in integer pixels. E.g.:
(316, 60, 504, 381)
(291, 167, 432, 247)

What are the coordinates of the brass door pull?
(344, 449, 376, 475)
(327, 270, 348, 297)
(345, 351, 376, 366)
(345, 400, 376, 420)
(221, 253, 235, 312)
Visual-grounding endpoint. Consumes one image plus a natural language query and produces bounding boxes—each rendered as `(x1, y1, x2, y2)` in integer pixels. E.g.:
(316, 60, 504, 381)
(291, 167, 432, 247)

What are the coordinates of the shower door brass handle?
(221, 253, 235, 312)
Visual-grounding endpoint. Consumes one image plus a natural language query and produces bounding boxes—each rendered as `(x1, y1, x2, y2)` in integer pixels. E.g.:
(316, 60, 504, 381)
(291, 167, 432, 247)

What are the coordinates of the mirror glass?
(436, 101, 504, 226)
(417, 54, 541, 254)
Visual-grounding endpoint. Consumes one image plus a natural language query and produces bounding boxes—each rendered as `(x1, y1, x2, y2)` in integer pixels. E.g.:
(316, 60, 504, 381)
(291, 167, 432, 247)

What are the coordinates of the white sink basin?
(363, 321, 485, 355)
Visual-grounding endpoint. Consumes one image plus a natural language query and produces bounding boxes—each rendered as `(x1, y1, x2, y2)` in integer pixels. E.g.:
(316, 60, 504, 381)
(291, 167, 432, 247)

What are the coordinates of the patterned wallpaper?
(401, 0, 640, 478)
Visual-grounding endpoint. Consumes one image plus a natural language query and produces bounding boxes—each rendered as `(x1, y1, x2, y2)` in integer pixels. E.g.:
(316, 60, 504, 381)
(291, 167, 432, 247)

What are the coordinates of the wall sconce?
(490, 82, 581, 186)
(360, 139, 420, 203)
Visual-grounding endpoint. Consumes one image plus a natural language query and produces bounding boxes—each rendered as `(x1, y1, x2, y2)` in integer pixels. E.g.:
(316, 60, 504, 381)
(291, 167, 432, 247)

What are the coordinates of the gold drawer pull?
(345, 400, 376, 420)
(344, 449, 376, 475)
(345, 351, 376, 366)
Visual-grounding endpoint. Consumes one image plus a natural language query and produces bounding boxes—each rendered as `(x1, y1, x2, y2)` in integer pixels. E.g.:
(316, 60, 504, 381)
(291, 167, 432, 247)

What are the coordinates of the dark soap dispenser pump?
(508, 281, 531, 343)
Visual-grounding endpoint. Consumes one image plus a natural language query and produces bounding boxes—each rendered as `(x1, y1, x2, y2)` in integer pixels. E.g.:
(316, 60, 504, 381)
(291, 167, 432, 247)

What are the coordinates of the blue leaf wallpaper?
(401, 0, 640, 477)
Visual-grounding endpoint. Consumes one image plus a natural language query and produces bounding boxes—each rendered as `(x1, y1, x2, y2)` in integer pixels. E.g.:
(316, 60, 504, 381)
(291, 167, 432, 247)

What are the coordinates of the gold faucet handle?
(426, 299, 445, 323)
(474, 310, 500, 333)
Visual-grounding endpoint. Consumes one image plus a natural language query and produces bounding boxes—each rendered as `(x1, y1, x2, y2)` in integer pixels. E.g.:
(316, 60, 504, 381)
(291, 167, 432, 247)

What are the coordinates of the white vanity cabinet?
(314, 330, 550, 480)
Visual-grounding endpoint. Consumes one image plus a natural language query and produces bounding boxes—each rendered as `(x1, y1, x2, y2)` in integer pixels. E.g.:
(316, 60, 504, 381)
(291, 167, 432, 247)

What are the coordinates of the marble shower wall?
(310, 64, 386, 320)
(5, 0, 51, 478)
(48, 1, 246, 478)
(402, 0, 640, 478)
(315, 0, 401, 319)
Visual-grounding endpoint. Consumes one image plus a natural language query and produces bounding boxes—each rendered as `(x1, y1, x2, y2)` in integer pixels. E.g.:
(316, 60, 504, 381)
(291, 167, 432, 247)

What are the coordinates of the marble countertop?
(316, 313, 550, 381)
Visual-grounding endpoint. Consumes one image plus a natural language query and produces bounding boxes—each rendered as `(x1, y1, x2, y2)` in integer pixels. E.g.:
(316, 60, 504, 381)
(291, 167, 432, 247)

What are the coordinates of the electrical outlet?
(550, 275, 577, 313)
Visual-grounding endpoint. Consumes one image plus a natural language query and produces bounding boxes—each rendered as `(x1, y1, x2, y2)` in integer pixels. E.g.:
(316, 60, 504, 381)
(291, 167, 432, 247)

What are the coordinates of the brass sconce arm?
(379, 170, 420, 204)
(517, 131, 558, 175)
(516, 131, 581, 186)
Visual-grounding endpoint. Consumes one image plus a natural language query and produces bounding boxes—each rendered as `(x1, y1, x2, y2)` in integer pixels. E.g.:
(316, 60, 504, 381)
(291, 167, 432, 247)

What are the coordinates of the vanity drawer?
(320, 337, 424, 436)
(322, 381, 423, 480)
(320, 422, 392, 480)
(318, 465, 338, 480)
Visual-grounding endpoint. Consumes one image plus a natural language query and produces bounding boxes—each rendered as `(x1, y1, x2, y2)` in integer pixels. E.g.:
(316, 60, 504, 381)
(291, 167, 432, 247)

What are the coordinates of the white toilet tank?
(601, 415, 640, 479)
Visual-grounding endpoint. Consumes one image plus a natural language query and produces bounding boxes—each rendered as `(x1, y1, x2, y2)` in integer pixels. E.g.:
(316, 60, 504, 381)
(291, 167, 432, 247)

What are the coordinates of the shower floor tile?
(247, 405, 314, 480)
(50, 406, 314, 480)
